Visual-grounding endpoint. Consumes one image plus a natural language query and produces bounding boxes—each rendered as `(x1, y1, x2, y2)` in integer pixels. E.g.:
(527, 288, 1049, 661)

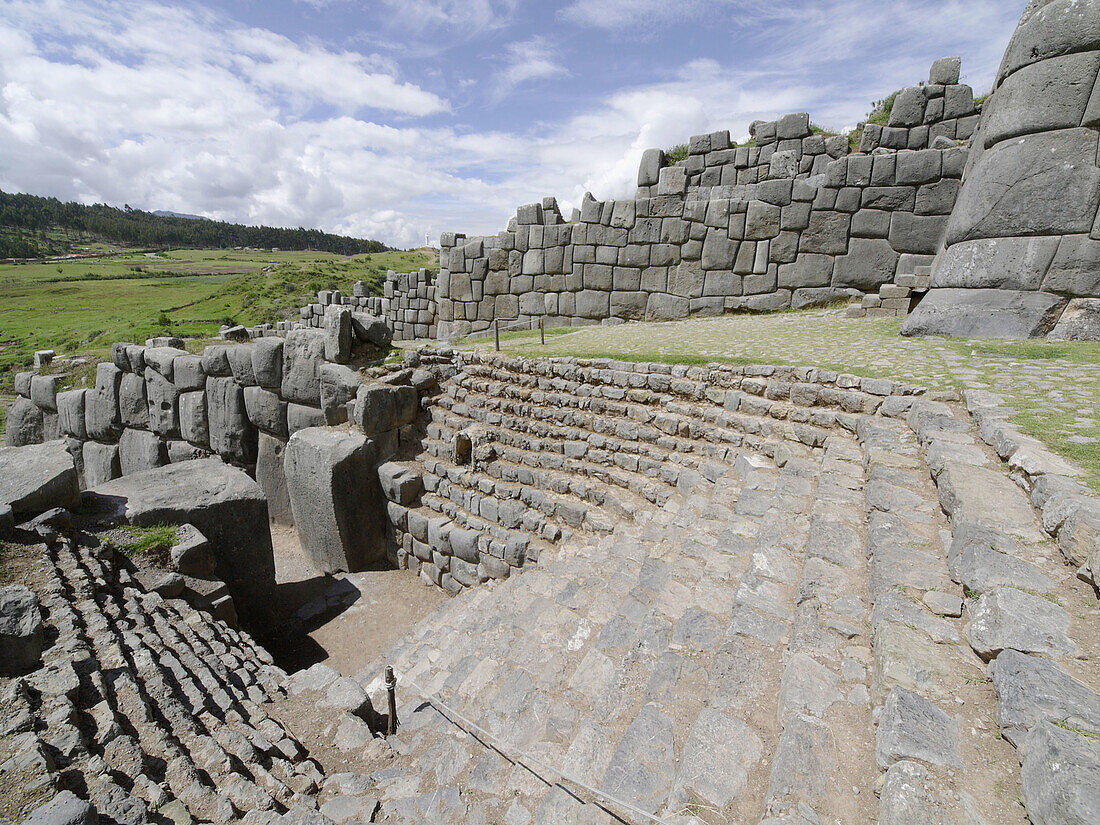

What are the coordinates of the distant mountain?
(0, 190, 388, 257)
(152, 209, 206, 221)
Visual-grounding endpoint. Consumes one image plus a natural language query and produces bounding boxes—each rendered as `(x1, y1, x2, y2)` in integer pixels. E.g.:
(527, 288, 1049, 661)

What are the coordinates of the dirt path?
(263, 523, 448, 676)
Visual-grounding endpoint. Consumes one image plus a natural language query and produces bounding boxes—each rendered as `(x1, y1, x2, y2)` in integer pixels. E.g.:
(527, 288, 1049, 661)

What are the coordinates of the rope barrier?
(394, 669, 678, 825)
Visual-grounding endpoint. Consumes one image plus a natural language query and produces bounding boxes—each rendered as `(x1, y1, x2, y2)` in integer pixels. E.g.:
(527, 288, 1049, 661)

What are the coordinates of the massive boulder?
(0, 586, 44, 675)
(284, 428, 386, 573)
(0, 440, 81, 519)
(905, 1, 1100, 339)
(88, 458, 275, 619)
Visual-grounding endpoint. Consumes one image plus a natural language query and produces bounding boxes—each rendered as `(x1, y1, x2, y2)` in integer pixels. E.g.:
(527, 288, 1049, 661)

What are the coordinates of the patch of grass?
(809, 122, 837, 137)
(866, 90, 902, 127)
(665, 144, 689, 163)
(116, 524, 179, 558)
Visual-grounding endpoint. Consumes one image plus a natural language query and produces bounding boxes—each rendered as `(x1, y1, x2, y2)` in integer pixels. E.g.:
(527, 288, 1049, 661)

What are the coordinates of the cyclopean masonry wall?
(435, 58, 978, 339)
(903, 0, 1100, 340)
(234, 269, 436, 343)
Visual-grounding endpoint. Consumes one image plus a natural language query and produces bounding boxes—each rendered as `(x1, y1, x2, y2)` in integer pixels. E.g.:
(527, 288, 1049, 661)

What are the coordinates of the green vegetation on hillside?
(0, 190, 387, 258)
(0, 248, 437, 396)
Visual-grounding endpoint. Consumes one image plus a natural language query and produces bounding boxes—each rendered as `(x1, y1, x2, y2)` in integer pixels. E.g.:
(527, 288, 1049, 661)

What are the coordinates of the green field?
(0, 247, 437, 394)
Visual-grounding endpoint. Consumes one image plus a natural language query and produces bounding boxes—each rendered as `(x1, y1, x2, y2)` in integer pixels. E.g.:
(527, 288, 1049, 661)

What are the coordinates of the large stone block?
(89, 459, 275, 618)
(0, 586, 43, 675)
(645, 293, 690, 321)
(931, 236, 1059, 290)
(206, 376, 257, 464)
(946, 128, 1100, 245)
(285, 428, 386, 573)
(29, 375, 59, 411)
(778, 254, 833, 289)
(243, 386, 289, 438)
(144, 346, 185, 380)
(5, 396, 43, 447)
(145, 367, 180, 437)
(119, 372, 150, 429)
(172, 354, 206, 392)
(1047, 297, 1100, 340)
(638, 148, 665, 187)
(889, 213, 947, 255)
(179, 390, 209, 446)
(251, 338, 284, 389)
(83, 441, 120, 487)
(257, 432, 293, 525)
(281, 329, 326, 405)
(320, 363, 361, 426)
(997, 0, 1100, 81)
(56, 389, 86, 440)
(84, 363, 122, 441)
(0, 441, 80, 518)
(800, 211, 850, 254)
(325, 306, 353, 364)
(833, 238, 900, 289)
(226, 344, 257, 386)
(888, 86, 926, 127)
(982, 51, 1100, 148)
(119, 427, 166, 476)
(1043, 234, 1100, 296)
(901, 288, 1069, 338)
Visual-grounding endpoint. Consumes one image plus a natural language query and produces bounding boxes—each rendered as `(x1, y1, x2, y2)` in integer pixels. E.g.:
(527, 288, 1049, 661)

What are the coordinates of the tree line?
(0, 190, 388, 257)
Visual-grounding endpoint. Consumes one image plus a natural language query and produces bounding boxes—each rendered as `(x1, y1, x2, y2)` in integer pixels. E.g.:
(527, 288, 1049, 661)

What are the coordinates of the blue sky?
(0, 0, 1027, 247)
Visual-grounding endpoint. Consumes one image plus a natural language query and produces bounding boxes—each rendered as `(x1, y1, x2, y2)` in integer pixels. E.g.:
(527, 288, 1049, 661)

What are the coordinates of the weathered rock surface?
(1019, 722, 1100, 825)
(902, 288, 1068, 339)
(968, 586, 1077, 660)
(0, 585, 44, 674)
(285, 428, 386, 573)
(0, 440, 80, 518)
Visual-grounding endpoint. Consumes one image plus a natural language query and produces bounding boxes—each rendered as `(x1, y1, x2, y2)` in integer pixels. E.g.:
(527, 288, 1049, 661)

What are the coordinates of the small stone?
(152, 573, 185, 599)
(876, 686, 961, 768)
(922, 590, 962, 617)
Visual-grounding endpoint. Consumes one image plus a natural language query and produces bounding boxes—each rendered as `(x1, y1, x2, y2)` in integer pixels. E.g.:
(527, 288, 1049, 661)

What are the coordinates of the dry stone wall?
(436, 60, 977, 338)
(904, 0, 1100, 339)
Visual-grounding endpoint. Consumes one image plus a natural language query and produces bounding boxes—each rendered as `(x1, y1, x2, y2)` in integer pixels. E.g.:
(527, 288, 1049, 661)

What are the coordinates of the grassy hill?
(0, 247, 438, 396)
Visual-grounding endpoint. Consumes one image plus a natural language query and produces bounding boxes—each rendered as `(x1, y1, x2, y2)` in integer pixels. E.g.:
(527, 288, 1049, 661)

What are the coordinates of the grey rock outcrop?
(0, 440, 81, 519)
(0, 585, 44, 674)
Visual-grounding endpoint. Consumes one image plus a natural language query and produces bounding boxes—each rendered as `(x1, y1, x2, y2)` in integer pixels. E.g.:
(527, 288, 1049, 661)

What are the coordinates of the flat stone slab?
(901, 288, 1068, 339)
(1020, 722, 1100, 825)
(88, 458, 275, 620)
(968, 586, 1077, 660)
(0, 440, 80, 519)
(876, 687, 961, 768)
(990, 649, 1100, 747)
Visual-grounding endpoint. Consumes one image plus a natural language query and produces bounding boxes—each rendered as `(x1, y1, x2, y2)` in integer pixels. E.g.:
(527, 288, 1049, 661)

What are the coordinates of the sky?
(0, 0, 1028, 248)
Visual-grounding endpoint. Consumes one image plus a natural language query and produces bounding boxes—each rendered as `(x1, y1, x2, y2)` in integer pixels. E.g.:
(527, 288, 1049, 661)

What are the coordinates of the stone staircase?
(846, 265, 931, 319)
(346, 389, 1094, 825)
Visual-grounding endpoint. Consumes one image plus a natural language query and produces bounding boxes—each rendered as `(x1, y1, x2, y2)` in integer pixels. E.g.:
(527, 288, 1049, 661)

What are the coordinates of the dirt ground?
(262, 523, 448, 676)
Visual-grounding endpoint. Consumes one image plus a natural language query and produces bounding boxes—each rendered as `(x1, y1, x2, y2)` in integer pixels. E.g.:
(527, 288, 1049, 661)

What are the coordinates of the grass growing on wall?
(665, 144, 689, 163)
(116, 524, 180, 558)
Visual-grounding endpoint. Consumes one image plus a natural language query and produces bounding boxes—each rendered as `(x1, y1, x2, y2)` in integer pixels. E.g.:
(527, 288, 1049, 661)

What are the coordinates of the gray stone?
(1048, 298, 1100, 341)
(285, 428, 385, 573)
(791, 287, 856, 309)
(55, 389, 86, 440)
(243, 386, 288, 438)
(0, 503, 11, 540)
(84, 363, 122, 441)
(599, 705, 675, 815)
(0, 586, 43, 675)
(983, 51, 1100, 148)
(990, 649, 1100, 747)
(878, 759, 971, 825)
(319, 363, 360, 426)
(170, 522, 216, 576)
(946, 128, 1100, 244)
(766, 714, 836, 806)
(968, 586, 1077, 660)
(281, 329, 327, 405)
(448, 528, 480, 564)
(4, 396, 42, 447)
(206, 376, 256, 464)
(30, 374, 60, 411)
(645, 293, 689, 321)
(889, 213, 947, 255)
(226, 343, 257, 386)
(89, 459, 275, 619)
(889, 86, 926, 127)
(1045, 235, 1100, 297)
(256, 432, 293, 525)
(118, 373, 149, 429)
(877, 686, 961, 768)
(998, 0, 1100, 80)
(153, 571, 185, 598)
(23, 790, 97, 825)
(200, 345, 232, 377)
(119, 428, 165, 475)
(144, 367, 179, 437)
(956, 541, 1055, 596)
(82, 442, 120, 487)
(287, 403, 326, 436)
(166, 440, 209, 464)
(1019, 723, 1100, 825)
(901, 288, 1068, 338)
(325, 306, 353, 363)
(377, 462, 422, 505)
(669, 708, 762, 810)
(833, 238, 899, 289)
(638, 149, 665, 187)
(144, 346, 185, 379)
(932, 236, 1059, 291)
(0, 440, 80, 518)
(351, 312, 393, 347)
(179, 390, 209, 446)
(172, 355, 205, 391)
(251, 338, 283, 389)
(929, 56, 961, 85)
(779, 652, 842, 720)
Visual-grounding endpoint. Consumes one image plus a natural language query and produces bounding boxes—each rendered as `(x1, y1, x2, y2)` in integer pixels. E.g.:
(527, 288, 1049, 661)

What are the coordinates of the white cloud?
(493, 37, 568, 101)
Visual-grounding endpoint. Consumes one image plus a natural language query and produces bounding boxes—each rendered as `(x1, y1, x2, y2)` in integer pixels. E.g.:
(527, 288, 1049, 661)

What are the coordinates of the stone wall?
(435, 59, 977, 338)
(903, 0, 1100, 340)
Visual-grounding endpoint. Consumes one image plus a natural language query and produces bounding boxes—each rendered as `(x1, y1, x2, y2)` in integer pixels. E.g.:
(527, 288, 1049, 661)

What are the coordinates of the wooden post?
(385, 666, 398, 736)
(494, 319, 500, 352)
(540, 316, 545, 346)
